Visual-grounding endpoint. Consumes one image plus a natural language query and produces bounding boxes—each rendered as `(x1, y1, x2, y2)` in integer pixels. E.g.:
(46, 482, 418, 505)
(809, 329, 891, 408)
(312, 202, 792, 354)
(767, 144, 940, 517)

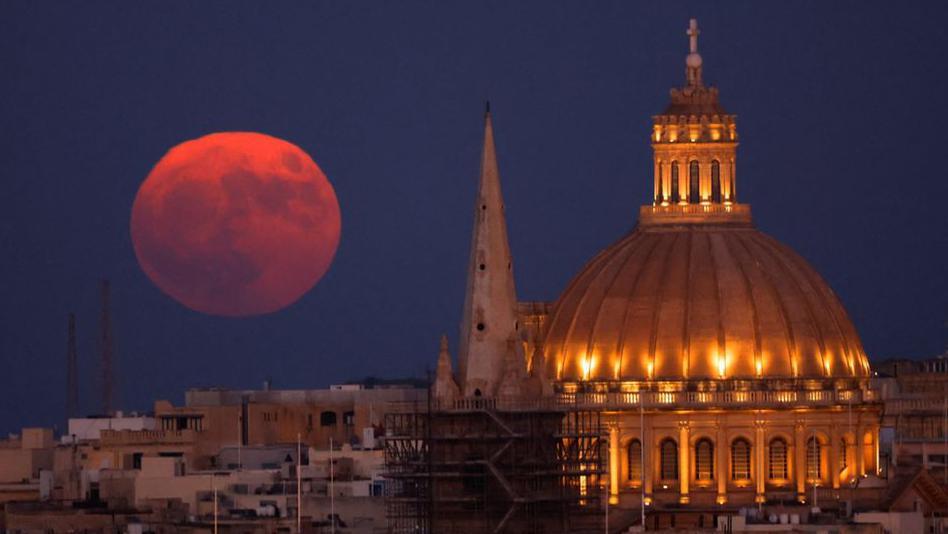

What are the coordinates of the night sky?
(2, 2, 946, 434)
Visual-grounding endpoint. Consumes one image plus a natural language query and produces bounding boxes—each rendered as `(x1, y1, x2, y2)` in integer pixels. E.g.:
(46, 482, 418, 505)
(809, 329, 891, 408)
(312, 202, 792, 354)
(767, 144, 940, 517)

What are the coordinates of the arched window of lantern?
(695, 438, 714, 481)
(660, 438, 678, 480)
(711, 160, 722, 203)
(768, 437, 788, 480)
(628, 439, 642, 482)
(731, 438, 751, 481)
(806, 437, 821, 482)
(670, 161, 680, 203)
(689, 160, 700, 203)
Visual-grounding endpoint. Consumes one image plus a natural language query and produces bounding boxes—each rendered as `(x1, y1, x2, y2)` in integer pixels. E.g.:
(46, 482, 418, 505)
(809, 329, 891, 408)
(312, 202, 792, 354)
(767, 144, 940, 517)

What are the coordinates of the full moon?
(130, 132, 341, 316)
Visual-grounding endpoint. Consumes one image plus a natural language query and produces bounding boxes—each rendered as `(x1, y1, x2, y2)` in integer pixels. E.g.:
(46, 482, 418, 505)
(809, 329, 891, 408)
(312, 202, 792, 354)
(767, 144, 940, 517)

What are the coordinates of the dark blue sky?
(1, 2, 946, 434)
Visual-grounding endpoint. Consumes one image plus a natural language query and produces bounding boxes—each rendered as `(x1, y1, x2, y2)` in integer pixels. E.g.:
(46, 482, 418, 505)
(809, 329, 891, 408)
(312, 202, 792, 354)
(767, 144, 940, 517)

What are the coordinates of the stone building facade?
(433, 18, 884, 522)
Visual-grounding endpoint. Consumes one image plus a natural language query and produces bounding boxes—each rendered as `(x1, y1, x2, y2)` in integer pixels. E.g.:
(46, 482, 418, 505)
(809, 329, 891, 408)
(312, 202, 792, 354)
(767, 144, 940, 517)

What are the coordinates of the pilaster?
(716, 420, 727, 504)
(609, 424, 620, 505)
(794, 421, 806, 502)
(678, 420, 690, 504)
(830, 424, 840, 490)
(754, 419, 766, 503)
(856, 423, 866, 476)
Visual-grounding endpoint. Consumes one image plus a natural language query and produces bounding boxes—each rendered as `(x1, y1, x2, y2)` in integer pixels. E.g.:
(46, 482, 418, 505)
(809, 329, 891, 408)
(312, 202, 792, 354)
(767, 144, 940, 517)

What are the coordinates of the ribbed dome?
(543, 223, 870, 381)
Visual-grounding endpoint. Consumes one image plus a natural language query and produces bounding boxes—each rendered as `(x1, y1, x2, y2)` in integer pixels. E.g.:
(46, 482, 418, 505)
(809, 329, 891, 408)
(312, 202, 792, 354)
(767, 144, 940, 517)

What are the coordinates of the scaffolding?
(384, 398, 604, 534)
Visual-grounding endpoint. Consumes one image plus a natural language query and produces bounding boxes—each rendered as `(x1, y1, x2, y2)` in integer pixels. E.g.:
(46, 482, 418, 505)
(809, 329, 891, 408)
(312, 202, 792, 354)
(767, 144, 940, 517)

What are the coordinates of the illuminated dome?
(542, 219, 871, 382)
(541, 19, 870, 383)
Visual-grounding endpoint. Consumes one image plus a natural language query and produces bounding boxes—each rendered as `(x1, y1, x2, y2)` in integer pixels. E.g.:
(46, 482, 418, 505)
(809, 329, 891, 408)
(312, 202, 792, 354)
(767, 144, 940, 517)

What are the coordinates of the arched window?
(768, 438, 788, 479)
(839, 439, 848, 473)
(688, 160, 700, 203)
(628, 440, 642, 481)
(695, 438, 714, 481)
(660, 438, 678, 480)
(711, 160, 721, 203)
(670, 161, 680, 203)
(807, 437, 821, 481)
(731, 438, 751, 481)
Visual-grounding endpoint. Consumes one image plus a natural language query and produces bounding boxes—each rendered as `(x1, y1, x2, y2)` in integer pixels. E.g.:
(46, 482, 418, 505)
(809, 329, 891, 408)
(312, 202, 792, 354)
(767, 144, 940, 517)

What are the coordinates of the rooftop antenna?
(297, 432, 302, 533)
(330, 436, 336, 534)
(98, 280, 115, 415)
(66, 313, 79, 422)
(212, 474, 219, 534)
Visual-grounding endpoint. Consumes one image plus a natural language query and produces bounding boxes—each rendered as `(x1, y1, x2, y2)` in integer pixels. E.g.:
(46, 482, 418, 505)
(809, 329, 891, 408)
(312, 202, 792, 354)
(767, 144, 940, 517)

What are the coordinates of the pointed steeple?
(457, 105, 520, 397)
(433, 334, 460, 402)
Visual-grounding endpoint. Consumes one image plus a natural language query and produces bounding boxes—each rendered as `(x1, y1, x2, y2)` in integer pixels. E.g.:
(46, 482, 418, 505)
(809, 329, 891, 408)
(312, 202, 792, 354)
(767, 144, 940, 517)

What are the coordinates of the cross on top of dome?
(686, 18, 703, 88)
(688, 18, 699, 53)
(645, 19, 743, 223)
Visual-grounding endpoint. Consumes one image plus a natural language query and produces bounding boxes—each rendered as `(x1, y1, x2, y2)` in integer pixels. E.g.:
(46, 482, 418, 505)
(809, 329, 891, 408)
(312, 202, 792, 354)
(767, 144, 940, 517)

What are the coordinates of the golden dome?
(541, 20, 870, 383)
(542, 220, 871, 382)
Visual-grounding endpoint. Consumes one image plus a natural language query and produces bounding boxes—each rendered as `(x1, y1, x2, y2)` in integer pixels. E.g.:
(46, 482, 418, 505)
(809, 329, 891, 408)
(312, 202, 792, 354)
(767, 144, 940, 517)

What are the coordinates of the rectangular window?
(806, 438, 821, 481)
(661, 440, 678, 480)
(628, 441, 642, 481)
(695, 440, 713, 481)
(731, 440, 751, 481)
(769, 439, 788, 479)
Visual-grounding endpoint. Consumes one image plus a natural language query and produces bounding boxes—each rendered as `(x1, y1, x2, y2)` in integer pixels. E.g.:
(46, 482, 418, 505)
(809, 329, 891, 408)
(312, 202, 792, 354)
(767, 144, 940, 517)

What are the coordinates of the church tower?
(651, 19, 739, 210)
(457, 105, 520, 397)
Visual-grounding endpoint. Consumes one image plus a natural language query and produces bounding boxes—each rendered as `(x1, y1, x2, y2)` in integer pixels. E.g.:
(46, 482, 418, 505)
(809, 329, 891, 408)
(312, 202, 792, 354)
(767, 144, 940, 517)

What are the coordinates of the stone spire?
(457, 104, 520, 397)
(432, 334, 459, 402)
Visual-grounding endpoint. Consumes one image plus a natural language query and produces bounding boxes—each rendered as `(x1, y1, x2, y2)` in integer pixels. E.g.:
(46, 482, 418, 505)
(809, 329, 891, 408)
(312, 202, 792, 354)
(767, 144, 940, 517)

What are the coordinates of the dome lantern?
(542, 20, 872, 385)
(648, 19, 742, 223)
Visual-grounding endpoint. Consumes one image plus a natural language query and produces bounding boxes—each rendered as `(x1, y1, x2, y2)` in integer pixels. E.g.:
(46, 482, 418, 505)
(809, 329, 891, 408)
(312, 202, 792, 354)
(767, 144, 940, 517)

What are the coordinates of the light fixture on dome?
(580, 355, 594, 381)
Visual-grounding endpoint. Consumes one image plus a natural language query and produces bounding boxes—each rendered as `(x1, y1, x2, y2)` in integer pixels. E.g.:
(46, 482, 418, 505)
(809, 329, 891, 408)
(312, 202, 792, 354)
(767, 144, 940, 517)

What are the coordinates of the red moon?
(130, 132, 341, 317)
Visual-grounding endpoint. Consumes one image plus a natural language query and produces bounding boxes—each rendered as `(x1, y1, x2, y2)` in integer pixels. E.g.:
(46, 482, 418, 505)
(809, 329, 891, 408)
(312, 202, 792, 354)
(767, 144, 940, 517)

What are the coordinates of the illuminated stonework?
(536, 19, 882, 510)
(542, 18, 871, 385)
(652, 19, 737, 207)
(436, 18, 882, 515)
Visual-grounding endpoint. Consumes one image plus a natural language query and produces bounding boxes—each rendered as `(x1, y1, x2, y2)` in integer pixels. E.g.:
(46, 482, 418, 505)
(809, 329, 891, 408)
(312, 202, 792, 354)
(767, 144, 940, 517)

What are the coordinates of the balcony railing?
(385, 387, 876, 415)
(883, 397, 948, 415)
(639, 203, 752, 226)
(100, 429, 196, 445)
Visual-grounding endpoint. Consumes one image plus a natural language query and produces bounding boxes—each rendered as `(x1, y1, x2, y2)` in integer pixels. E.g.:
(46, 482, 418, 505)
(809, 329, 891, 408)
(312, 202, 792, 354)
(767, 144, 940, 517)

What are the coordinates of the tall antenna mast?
(98, 279, 115, 415)
(66, 313, 79, 421)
